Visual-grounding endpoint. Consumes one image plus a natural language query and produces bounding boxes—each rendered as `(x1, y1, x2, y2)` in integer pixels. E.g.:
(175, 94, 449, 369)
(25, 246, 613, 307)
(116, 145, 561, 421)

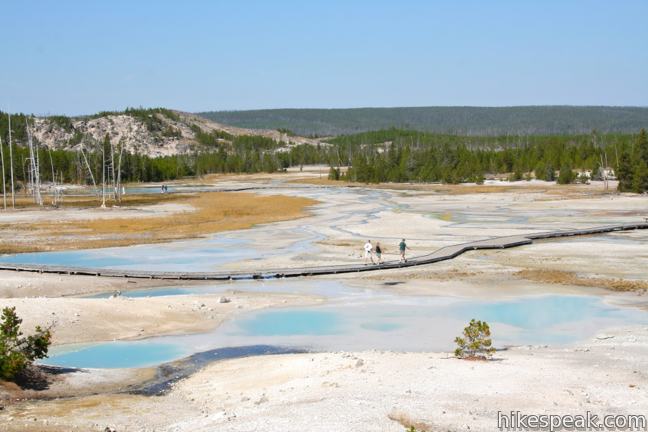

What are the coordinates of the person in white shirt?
(363, 240, 375, 265)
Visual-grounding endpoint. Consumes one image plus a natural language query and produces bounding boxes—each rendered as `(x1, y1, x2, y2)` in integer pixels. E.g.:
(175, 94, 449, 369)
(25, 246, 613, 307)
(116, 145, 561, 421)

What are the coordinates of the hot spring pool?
(43, 294, 648, 369)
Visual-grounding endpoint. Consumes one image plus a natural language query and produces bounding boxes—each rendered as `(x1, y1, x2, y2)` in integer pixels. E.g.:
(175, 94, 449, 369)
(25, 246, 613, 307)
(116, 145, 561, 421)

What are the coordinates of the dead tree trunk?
(0, 137, 6, 210)
(80, 146, 98, 198)
(8, 113, 15, 208)
(26, 122, 43, 206)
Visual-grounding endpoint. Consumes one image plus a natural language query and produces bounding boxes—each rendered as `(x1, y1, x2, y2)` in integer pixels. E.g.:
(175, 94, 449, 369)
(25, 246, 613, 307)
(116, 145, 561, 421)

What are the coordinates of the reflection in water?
(0, 237, 251, 272)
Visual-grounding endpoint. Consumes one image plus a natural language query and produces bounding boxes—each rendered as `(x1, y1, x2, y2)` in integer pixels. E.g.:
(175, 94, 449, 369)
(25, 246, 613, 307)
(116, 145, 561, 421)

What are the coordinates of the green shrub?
(277, 127, 296, 136)
(0, 307, 52, 381)
(454, 319, 495, 360)
(48, 115, 75, 132)
(508, 168, 523, 182)
(162, 125, 182, 138)
(557, 164, 577, 184)
(328, 166, 341, 180)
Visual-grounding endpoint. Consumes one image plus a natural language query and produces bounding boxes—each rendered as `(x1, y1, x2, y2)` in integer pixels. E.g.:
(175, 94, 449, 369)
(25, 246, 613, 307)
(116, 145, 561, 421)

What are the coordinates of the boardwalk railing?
(0, 223, 646, 281)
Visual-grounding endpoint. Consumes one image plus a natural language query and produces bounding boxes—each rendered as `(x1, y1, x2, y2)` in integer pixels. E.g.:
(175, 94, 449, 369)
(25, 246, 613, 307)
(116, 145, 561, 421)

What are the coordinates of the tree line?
(2, 110, 648, 194)
(0, 133, 328, 188)
(617, 128, 648, 193)
(327, 128, 648, 192)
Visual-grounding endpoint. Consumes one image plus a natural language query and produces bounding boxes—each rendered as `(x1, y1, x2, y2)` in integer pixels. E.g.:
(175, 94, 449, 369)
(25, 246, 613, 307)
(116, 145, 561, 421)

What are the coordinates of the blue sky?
(1, 0, 647, 115)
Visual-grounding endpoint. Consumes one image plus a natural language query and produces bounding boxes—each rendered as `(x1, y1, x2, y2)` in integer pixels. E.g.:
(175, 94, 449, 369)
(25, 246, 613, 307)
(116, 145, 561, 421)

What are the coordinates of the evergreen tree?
(632, 160, 648, 193)
(638, 128, 648, 165)
(557, 164, 576, 184)
(617, 150, 634, 192)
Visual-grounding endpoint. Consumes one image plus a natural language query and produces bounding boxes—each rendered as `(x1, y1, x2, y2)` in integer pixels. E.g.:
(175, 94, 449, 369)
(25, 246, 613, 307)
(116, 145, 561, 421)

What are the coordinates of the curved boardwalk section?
(0, 223, 646, 280)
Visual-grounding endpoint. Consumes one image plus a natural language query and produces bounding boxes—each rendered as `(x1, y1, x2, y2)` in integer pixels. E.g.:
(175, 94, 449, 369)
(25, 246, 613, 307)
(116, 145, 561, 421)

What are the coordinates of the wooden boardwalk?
(0, 222, 646, 281)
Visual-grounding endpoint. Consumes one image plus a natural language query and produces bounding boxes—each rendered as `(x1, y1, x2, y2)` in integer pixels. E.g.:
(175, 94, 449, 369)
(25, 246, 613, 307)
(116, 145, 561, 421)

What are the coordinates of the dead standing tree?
(79, 139, 99, 200)
(0, 136, 6, 210)
(25, 121, 43, 206)
(7, 113, 15, 208)
(115, 138, 125, 202)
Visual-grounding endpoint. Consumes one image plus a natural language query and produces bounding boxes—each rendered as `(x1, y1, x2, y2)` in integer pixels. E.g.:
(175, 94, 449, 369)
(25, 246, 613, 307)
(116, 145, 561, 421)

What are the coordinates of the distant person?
(363, 240, 375, 265)
(161, 184, 166, 194)
(399, 238, 408, 263)
(375, 242, 384, 264)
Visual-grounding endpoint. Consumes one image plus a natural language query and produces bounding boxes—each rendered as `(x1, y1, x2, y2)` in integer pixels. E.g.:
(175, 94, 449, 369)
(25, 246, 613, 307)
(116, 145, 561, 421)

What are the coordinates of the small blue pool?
(46, 342, 188, 369)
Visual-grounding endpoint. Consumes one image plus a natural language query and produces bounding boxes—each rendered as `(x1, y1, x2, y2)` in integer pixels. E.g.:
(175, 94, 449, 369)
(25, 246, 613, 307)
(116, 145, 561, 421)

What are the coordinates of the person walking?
(399, 238, 408, 263)
(363, 240, 375, 265)
(375, 242, 384, 264)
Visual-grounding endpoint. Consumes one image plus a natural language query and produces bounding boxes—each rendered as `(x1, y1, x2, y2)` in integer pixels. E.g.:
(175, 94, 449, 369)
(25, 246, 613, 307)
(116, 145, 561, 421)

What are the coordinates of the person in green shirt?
(399, 239, 408, 263)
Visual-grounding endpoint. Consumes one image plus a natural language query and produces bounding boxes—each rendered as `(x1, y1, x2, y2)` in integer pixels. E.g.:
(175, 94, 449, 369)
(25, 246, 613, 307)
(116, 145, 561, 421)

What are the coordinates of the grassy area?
(8, 192, 186, 209)
(516, 269, 648, 292)
(0, 192, 317, 253)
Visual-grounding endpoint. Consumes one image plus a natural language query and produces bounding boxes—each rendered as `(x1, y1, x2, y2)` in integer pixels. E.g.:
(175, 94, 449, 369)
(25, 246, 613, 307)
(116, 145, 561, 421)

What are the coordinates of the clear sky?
(2, 0, 647, 115)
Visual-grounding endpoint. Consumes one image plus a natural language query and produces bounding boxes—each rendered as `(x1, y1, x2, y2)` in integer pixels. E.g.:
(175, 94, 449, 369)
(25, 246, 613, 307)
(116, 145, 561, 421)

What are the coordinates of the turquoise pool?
(46, 342, 188, 369)
(43, 294, 648, 369)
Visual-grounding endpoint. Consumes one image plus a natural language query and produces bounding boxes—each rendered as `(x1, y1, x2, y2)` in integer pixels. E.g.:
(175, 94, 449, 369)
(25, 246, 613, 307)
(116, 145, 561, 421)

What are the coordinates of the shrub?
(454, 319, 495, 360)
(577, 172, 590, 184)
(328, 166, 341, 180)
(557, 164, 577, 184)
(0, 307, 52, 380)
(48, 115, 75, 132)
(508, 168, 523, 182)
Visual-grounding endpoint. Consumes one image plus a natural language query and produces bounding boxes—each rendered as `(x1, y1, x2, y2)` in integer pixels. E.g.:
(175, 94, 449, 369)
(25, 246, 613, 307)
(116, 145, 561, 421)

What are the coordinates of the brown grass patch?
(7, 192, 185, 209)
(388, 411, 434, 431)
(366, 268, 478, 281)
(317, 239, 359, 248)
(0, 192, 316, 253)
(516, 269, 648, 292)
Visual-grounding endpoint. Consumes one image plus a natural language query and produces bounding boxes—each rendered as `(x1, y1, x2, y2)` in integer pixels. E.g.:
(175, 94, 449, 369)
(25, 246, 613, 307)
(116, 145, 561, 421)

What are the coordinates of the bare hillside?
(28, 109, 319, 157)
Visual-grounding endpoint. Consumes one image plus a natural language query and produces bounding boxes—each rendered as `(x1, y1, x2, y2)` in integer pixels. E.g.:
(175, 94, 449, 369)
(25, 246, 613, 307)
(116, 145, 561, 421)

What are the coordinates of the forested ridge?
(199, 106, 648, 137)
(2, 109, 648, 193)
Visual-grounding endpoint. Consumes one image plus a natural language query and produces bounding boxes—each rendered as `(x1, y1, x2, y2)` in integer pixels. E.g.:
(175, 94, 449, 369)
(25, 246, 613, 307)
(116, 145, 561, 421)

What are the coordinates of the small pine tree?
(632, 160, 648, 193)
(617, 150, 634, 192)
(0, 307, 52, 381)
(534, 162, 546, 180)
(454, 319, 495, 360)
(557, 164, 576, 184)
(508, 169, 523, 182)
(638, 128, 648, 165)
(328, 166, 341, 181)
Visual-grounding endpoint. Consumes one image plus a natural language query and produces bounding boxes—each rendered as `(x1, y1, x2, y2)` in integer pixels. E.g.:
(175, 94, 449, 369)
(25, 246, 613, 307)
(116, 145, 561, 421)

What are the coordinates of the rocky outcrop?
(28, 110, 320, 157)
